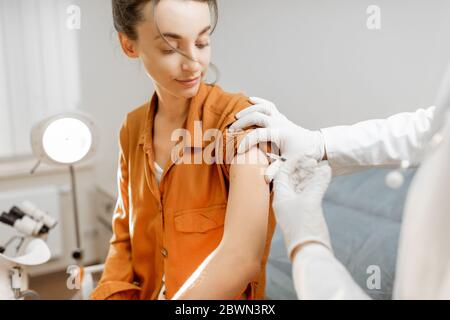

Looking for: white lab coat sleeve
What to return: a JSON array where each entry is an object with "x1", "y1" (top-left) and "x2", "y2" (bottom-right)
[
  {"x1": 321, "y1": 107, "x2": 435, "y2": 176},
  {"x1": 292, "y1": 243, "x2": 370, "y2": 300}
]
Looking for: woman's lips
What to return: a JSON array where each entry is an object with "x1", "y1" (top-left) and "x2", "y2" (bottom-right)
[{"x1": 175, "y1": 77, "x2": 200, "y2": 88}]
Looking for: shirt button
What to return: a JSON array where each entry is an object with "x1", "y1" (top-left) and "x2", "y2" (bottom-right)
[{"x1": 161, "y1": 248, "x2": 168, "y2": 258}]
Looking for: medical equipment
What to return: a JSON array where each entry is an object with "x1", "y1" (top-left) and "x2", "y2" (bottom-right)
[
  {"x1": 30, "y1": 112, "x2": 98, "y2": 263},
  {"x1": 0, "y1": 202, "x2": 54, "y2": 300},
  {"x1": 0, "y1": 202, "x2": 57, "y2": 241},
  {"x1": 0, "y1": 201, "x2": 56, "y2": 255},
  {"x1": 0, "y1": 238, "x2": 51, "y2": 300},
  {"x1": 18, "y1": 201, "x2": 58, "y2": 230},
  {"x1": 0, "y1": 208, "x2": 46, "y2": 239}
]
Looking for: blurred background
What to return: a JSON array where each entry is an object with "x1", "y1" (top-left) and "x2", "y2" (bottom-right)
[{"x1": 0, "y1": 0, "x2": 449, "y2": 299}]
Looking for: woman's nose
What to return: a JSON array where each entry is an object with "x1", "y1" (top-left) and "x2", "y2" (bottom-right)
[{"x1": 181, "y1": 52, "x2": 201, "y2": 72}]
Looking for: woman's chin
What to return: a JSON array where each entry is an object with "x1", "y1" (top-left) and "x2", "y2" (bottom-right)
[{"x1": 174, "y1": 83, "x2": 201, "y2": 99}]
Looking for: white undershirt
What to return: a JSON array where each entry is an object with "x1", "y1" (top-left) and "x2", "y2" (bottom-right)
[
  {"x1": 154, "y1": 162, "x2": 163, "y2": 185},
  {"x1": 154, "y1": 162, "x2": 166, "y2": 300}
]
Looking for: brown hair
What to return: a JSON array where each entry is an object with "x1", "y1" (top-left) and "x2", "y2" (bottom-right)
[{"x1": 112, "y1": 0, "x2": 218, "y2": 40}]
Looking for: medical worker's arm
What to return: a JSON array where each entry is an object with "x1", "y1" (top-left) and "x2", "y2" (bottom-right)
[
  {"x1": 173, "y1": 145, "x2": 270, "y2": 300},
  {"x1": 91, "y1": 122, "x2": 141, "y2": 300},
  {"x1": 273, "y1": 156, "x2": 369, "y2": 300},
  {"x1": 292, "y1": 244, "x2": 370, "y2": 300},
  {"x1": 320, "y1": 107, "x2": 435, "y2": 175},
  {"x1": 230, "y1": 98, "x2": 435, "y2": 177}
]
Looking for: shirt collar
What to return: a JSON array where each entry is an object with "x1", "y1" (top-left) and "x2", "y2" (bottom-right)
[{"x1": 139, "y1": 81, "x2": 211, "y2": 152}]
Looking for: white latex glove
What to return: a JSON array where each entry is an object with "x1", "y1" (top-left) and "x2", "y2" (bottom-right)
[
  {"x1": 229, "y1": 97, "x2": 326, "y2": 182},
  {"x1": 272, "y1": 155, "x2": 333, "y2": 260}
]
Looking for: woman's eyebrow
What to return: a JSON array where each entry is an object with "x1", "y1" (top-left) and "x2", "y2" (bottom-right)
[{"x1": 154, "y1": 25, "x2": 211, "y2": 41}]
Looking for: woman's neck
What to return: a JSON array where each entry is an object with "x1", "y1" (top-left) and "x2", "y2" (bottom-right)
[{"x1": 155, "y1": 85, "x2": 190, "y2": 124}]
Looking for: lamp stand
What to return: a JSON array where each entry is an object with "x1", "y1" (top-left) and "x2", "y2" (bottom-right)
[{"x1": 69, "y1": 165, "x2": 83, "y2": 264}]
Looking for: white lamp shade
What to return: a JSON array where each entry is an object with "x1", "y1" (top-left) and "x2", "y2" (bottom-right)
[{"x1": 31, "y1": 112, "x2": 97, "y2": 166}]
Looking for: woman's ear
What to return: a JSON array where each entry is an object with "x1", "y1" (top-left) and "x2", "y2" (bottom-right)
[{"x1": 118, "y1": 32, "x2": 139, "y2": 58}]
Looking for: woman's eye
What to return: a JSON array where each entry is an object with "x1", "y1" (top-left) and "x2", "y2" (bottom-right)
[
  {"x1": 196, "y1": 43, "x2": 210, "y2": 49},
  {"x1": 161, "y1": 48, "x2": 176, "y2": 55},
  {"x1": 160, "y1": 42, "x2": 209, "y2": 55}
]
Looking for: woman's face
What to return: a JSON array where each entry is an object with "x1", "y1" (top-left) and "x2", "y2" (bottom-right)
[{"x1": 121, "y1": 0, "x2": 212, "y2": 99}]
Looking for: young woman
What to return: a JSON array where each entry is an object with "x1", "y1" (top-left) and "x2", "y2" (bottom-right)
[{"x1": 91, "y1": 0, "x2": 276, "y2": 300}]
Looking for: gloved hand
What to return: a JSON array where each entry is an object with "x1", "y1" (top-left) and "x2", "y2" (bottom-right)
[
  {"x1": 272, "y1": 155, "x2": 333, "y2": 260},
  {"x1": 229, "y1": 97, "x2": 326, "y2": 182}
]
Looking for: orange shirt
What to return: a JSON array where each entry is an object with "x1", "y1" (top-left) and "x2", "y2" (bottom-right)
[{"x1": 91, "y1": 82, "x2": 276, "y2": 300}]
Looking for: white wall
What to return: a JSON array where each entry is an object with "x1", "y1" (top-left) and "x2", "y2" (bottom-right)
[{"x1": 213, "y1": 0, "x2": 450, "y2": 128}]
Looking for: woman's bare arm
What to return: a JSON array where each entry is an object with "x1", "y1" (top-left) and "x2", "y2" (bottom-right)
[{"x1": 173, "y1": 145, "x2": 270, "y2": 300}]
